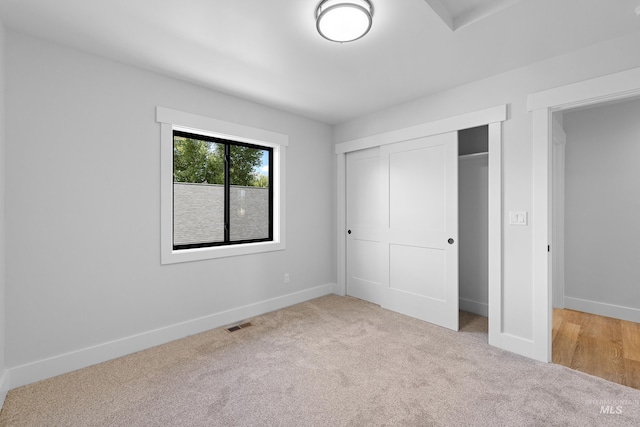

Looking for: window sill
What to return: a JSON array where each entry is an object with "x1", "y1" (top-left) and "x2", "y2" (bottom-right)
[{"x1": 162, "y1": 240, "x2": 286, "y2": 264}]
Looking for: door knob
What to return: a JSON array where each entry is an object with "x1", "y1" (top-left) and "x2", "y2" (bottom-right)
[
  {"x1": 448, "y1": 238, "x2": 454, "y2": 244},
  {"x1": 348, "y1": 230, "x2": 352, "y2": 234}
]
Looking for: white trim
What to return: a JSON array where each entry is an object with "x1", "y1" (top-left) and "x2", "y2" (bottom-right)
[
  {"x1": 156, "y1": 107, "x2": 288, "y2": 264},
  {"x1": 564, "y1": 297, "x2": 640, "y2": 323},
  {"x1": 527, "y1": 67, "x2": 640, "y2": 112},
  {"x1": 335, "y1": 154, "x2": 347, "y2": 296},
  {"x1": 487, "y1": 121, "x2": 503, "y2": 348},
  {"x1": 459, "y1": 152, "x2": 488, "y2": 160},
  {"x1": 8, "y1": 284, "x2": 336, "y2": 389},
  {"x1": 335, "y1": 105, "x2": 507, "y2": 154},
  {"x1": 0, "y1": 370, "x2": 8, "y2": 410},
  {"x1": 528, "y1": 66, "x2": 640, "y2": 363},
  {"x1": 551, "y1": 117, "x2": 566, "y2": 310},
  {"x1": 337, "y1": 106, "x2": 507, "y2": 353},
  {"x1": 331, "y1": 283, "x2": 344, "y2": 295},
  {"x1": 157, "y1": 107, "x2": 289, "y2": 147},
  {"x1": 532, "y1": 108, "x2": 551, "y2": 362},
  {"x1": 459, "y1": 298, "x2": 488, "y2": 317}
]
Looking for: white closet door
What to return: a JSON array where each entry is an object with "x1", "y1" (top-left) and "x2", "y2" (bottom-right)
[
  {"x1": 380, "y1": 132, "x2": 459, "y2": 330},
  {"x1": 346, "y1": 147, "x2": 382, "y2": 305}
]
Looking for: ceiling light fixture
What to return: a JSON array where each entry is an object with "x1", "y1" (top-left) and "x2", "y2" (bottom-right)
[{"x1": 316, "y1": 0, "x2": 374, "y2": 43}]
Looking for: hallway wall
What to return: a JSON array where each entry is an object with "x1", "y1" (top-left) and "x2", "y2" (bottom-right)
[{"x1": 562, "y1": 97, "x2": 640, "y2": 321}]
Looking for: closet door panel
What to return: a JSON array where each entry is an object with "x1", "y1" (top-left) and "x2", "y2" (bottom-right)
[{"x1": 381, "y1": 132, "x2": 459, "y2": 331}]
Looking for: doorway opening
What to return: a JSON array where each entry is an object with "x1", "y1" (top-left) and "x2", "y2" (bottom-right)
[
  {"x1": 550, "y1": 97, "x2": 640, "y2": 388},
  {"x1": 458, "y1": 125, "x2": 489, "y2": 336},
  {"x1": 529, "y1": 66, "x2": 640, "y2": 363}
]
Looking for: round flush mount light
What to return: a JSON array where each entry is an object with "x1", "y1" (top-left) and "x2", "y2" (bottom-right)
[{"x1": 316, "y1": 0, "x2": 374, "y2": 43}]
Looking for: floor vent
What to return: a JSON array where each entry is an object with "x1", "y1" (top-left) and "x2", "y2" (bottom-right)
[{"x1": 227, "y1": 322, "x2": 253, "y2": 332}]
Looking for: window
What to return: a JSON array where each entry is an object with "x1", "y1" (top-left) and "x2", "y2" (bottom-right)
[
  {"x1": 157, "y1": 107, "x2": 287, "y2": 264},
  {"x1": 173, "y1": 130, "x2": 273, "y2": 249}
]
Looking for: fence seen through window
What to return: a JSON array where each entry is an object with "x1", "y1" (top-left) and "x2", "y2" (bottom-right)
[{"x1": 173, "y1": 130, "x2": 272, "y2": 249}]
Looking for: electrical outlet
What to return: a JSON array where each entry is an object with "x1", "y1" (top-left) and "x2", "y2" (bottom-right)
[{"x1": 284, "y1": 273, "x2": 290, "y2": 284}]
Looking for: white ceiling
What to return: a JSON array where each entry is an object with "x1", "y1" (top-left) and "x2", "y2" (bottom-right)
[{"x1": 0, "y1": 0, "x2": 639, "y2": 124}]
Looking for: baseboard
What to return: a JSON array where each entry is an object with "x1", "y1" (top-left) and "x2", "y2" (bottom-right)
[
  {"x1": 9, "y1": 283, "x2": 336, "y2": 389},
  {"x1": 459, "y1": 298, "x2": 488, "y2": 317},
  {"x1": 0, "y1": 369, "x2": 8, "y2": 411},
  {"x1": 564, "y1": 297, "x2": 640, "y2": 323}
]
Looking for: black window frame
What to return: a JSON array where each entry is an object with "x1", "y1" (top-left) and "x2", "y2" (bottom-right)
[{"x1": 172, "y1": 129, "x2": 274, "y2": 250}]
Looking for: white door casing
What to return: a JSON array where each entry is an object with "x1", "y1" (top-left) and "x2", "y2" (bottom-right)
[
  {"x1": 529, "y1": 66, "x2": 640, "y2": 362},
  {"x1": 551, "y1": 116, "x2": 566, "y2": 309}
]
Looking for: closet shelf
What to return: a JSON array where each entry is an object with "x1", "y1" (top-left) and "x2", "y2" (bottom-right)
[{"x1": 459, "y1": 152, "x2": 488, "y2": 159}]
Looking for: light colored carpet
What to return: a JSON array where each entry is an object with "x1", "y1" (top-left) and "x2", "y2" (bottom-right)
[{"x1": 1, "y1": 295, "x2": 640, "y2": 426}]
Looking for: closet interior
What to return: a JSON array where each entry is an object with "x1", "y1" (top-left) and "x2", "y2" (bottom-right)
[{"x1": 458, "y1": 125, "x2": 489, "y2": 319}]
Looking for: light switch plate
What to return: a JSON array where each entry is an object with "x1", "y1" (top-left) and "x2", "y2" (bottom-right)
[{"x1": 509, "y1": 211, "x2": 528, "y2": 226}]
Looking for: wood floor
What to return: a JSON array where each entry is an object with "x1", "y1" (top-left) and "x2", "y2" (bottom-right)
[{"x1": 553, "y1": 308, "x2": 640, "y2": 389}]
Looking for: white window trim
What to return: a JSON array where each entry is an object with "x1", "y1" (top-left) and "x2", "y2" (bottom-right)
[{"x1": 156, "y1": 107, "x2": 288, "y2": 264}]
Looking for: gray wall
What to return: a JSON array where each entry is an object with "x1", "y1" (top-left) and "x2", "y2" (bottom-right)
[
  {"x1": 458, "y1": 127, "x2": 488, "y2": 316},
  {"x1": 563, "y1": 97, "x2": 640, "y2": 319},
  {"x1": 5, "y1": 31, "x2": 334, "y2": 375},
  {"x1": 459, "y1": 126, "x2": 488, "y2": 156},
  {"x1": 0, "y1": 20, "x2": 7, "y2": 403}
]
